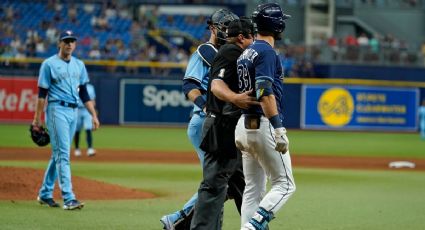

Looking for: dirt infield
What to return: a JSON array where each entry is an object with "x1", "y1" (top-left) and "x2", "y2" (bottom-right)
[{"x1": 1, "y1": 147, "x2": 424, "y2": 201}]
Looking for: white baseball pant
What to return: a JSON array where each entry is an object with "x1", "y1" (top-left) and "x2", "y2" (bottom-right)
[{"x1": 235, "y1": 114, "x2": 296, "y2": 228}]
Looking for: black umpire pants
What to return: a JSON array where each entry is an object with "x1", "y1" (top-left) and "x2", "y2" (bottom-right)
[{"x1": 190, "y1": 115, "x2": 245, "y2": 230}]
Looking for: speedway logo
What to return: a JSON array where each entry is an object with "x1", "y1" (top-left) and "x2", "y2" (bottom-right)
[
  {"x1": 143, "y1": 85, "x2": 192, "y2": 111},
  {"x1": 120, "y1": 79, "x2": 193, "y2": 125}
]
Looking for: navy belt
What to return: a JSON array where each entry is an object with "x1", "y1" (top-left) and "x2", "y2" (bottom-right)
[
  {"x1": 49, "y1": 101, "x2": 78, "y2": 108},
  {"x1": 60, "y1": 101, "x2": 78, "y2": 108}
]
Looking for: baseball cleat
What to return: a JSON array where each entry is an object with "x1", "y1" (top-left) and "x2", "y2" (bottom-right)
[
  {"x1": 160, "y1": 215, "x2": 174, "y2": 230},
  {"x1": 63, "y1": 199, "x2": 84, "y2": 210},
  {"x1": 87, "y1": 148, "x2": 96, "y2": 157},
  {"x1": 37, "y1": 196, "x2": 60, "y2": 208},
  {"x1": 74, "y1": 149, "x2": 81, "y2": 157}
]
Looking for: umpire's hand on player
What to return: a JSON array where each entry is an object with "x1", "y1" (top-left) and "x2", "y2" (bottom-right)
[
  {"x1": 232, "y1": 90, "x2": 260, "y2": 109},
  {"x1": 274, "y1": 127, "x2": 289, "y2": 154}
]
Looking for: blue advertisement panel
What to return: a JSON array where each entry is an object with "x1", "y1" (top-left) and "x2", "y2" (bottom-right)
[
  {"x1": 119, "y1": 79, "x2": 193, "y2": 125},
  {"x1": 302, "y1": 85, "x2": 419, "y2": 131}
]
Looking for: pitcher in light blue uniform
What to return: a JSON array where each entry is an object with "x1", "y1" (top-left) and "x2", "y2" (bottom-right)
[
  {"x1": 74, "y1": 83, "x2": 97, "y2": 157},
  {"x1": 32, "y1": 30, "x2": 99, "y2": 210}
]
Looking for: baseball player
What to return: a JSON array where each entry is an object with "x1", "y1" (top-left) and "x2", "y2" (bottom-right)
[
  {"x1": 160, "y1": 9, "x2": 239, "y2": 230},
  {"x1": 32, "y1": 30, "x2": 99, "y2": 210},
  {"x1": 419, "y1": 99, "x2": 425, "y2": 140},
  {"x1": 190, "y1": 18, "x2": 257, "y2": 230},
  {"x1": 74, "y1": 83, "x2": 96, "y2": 157},
  {"x1": 234, "y1": 4, "x2": 296, "y2": 230}
]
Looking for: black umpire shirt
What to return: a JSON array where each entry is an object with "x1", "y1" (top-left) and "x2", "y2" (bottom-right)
[{"x1": 206, "y1": 43, "x2": 243, "y2": 118}]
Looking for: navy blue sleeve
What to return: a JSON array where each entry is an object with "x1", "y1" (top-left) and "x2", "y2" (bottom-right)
[
  {"x1": 38, "y1": 87, "x2": 48, "y2": 99},
  {"x1": 182, "y1": 78, "x2": 202, "y2": 97},
  {"x1": 79, "y1": 84, "x2": 90, "y2": 103}
]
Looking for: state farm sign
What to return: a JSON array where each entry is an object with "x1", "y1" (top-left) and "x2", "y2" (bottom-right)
[{"x1": 0, "y1": 77, "x2": 38, "y2": 122}]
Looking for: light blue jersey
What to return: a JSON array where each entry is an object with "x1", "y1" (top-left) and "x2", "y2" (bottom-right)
[
  {"x1": 38, "y1": 54, "x2": 90, "y2": 203},
  {"x1": 183, "y1": 50, "x2": 211, "y2": 114},
  {"x1": 38, "y1": 55, "x2": 89, "y2": 103}
]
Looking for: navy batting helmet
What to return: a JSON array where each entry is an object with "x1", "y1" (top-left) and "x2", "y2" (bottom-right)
[
  {"x1": 207, "y1": 9, "x2": 239, "y2": 45},
  {"x1": 252, "y1": 3, "x2": 290, "y2": 39}
]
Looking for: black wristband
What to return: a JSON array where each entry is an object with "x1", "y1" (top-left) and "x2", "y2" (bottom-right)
[
  {"x1": 194, "y1": 95, "x2": 206, "y2": 109},
  {"x1": 269, "y1": 115, "x2": 283, "y2": 129}
]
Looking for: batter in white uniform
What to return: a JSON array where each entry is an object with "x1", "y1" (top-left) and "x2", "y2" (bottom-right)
[{"x1": 235, "y1": 3, "x2": 296, "y2": 230}]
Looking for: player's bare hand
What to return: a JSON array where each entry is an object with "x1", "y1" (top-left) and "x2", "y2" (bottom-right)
[
  {"x1": 274, "y1": 127, "x2": 289, "y2": 154},
  {"x1": 32, "y1": 119, "x2": 43, "y2": 129},
  {"x1": 92, "y1": 116, "x2": 100, "y2": 131},
  {"x1": 232, "y1": 90, "x2": 260, "y2": 109}
]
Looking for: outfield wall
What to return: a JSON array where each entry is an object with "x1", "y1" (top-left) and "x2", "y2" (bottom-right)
[{"x1": 2, "y1": 75, "x2": 422, "y2": 131}]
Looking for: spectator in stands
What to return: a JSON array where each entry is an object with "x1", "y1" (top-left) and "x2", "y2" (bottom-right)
[
  {"x1": 5, "y1": 6, "x2": 16, "y2": 23},
  {"x1": 104, "y1": 1, "x2": 118, "y2": 20},
  {"x1": 88, "y1": 45, "x2": 101, "y2": 60},
  {"x1": 357, "y1": 33, "x2": 369, "y2": 48},
  {"x1": 369, "y1": 34, "x2": 380, "y2": 53},
  {"x1": 297, "y1": 59, "x2": 316, "y2": 78},
  {"x1": 116, "y1": 40, "x2": 130, "y2": 61},
  {"x1": 327, "y1": 36, "x2": 340, "y2": 60},
  {"x1": 68, "y1": 4, "x2": 78, "y2": 24},
  {"x1": 281, "y1": 50, "x2": 295, "y2": 77},
  {"x1": 92, "y1": 12, "x2": 110, "y2": 31},
  {"x1": 344, "y1": 34, "x2": 359, "y2": 61},
  {"x1": 10, "y1": 35, "x2": 24, "y2": 53},
  {"x1": 139, "y1": 5, "x2": 158, "y2": 30},
  {"x1": 147, "y1": 45, "x2": 161, "y2": 75},
  {"x1": 344, "y1": 34, "x2": 358, "y2": 47},
  {"x1": 46, "y1": 24, "x2": 58, "y2": 44},
  {"x1": 35, "y1": 37, "x2": 47, "y2": 56}
]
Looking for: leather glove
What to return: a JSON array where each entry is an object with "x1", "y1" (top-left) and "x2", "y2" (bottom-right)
[{"x1": 274, "y1": 127, "x2": 289, "y2": 154}]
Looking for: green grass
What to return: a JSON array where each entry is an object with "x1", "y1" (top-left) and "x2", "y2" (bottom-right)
[
  {"x1": 0, "y1": 162, "x2": 424, "y2": 230},
  {"x1": 2, "y1": 124, "x2": 425, "y2": 158},
  {"x1": 1, "y1": 123, "x2": 425, "y2": 229}
]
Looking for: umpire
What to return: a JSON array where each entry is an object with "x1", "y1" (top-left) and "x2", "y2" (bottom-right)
[{"x1": 191, "y1": 18, "x2": 257, "y2": 230}]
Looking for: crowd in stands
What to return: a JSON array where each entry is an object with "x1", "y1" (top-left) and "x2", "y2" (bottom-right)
[
  {"x1": 1, "y1": 1, "x2": 425, "y2": 78},
  {"x1": 321, "y1": 33, "x2": 423, "y2": 65},
  {"x1": 0, "y1": 1, "x2": 193, "y2": 69},
  {"x1": 279, "y1": 32, "x2": 425, "y2": 78}
]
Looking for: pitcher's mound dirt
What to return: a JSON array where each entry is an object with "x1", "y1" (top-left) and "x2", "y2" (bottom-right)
[
  {"x1": 0, "y1": 166, "x2": 156, "y2": 201},
  {"x1": 1, "y1": 147, "x2": 425, "y2": 201}
]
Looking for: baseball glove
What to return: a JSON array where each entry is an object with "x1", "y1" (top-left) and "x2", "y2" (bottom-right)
[{"x1": 29, "y1": 124, "x2": 50, "y2": 147}]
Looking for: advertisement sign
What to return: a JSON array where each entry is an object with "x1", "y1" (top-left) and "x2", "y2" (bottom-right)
[
  {"x1": 302, "y1": 85, "x2": 419, "y2": 131},
  {"x1": 0, "y1": 77, "x2": 38, "y2": 122},
  {"x1": 119, "y1": 79, "x2": 193, "y2": 125}
]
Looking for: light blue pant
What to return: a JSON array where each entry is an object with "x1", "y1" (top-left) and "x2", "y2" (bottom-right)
[
  {"x1": 76, "y1": 107, "x2": 93, "y2": 131},
  {"x1": 39, "y1": 104, "x2": 77, "y2": 203},
  {"x1": 421, "y1": 122, "x2": 425, "y2": 139},
  {"x1": 168, "y1": 113, "x2": 205, "y2": 221}
]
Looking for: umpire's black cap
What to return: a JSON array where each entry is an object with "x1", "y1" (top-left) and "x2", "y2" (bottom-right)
[
  {"x1": 59, "y1": 30, "x2": 77, "y2": 41},
  {"x1": 227, "y1": 18, "x2": 254, "y2": 38}
]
